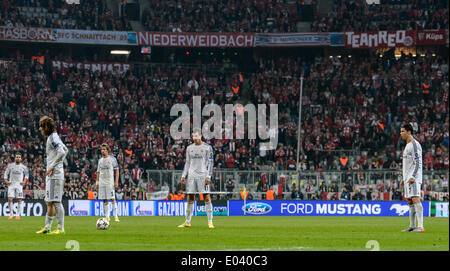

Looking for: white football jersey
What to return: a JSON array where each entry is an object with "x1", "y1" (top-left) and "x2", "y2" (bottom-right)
[
  {"x1": 4, "y1": 163, "x2": 29, "y2": 186},
  {"x1": 402, "y1": 139, "x2": 423, "y2": 184},
  {"x1": 182, "y1": 142, "x2": 214, "y2": 179},
  {"x1": 46, "y1": 132, "x2": 68, "y2": 179},
  {"x1": 97, "y1": 155, "x2": 119, "y2": 186}
]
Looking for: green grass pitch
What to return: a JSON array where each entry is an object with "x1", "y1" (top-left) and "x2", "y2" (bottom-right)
[{"x1": 0, "y1": 216, "x2": 448, "y2": 251}]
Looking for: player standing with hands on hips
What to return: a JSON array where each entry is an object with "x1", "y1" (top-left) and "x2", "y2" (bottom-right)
[
  {"x1": 4, "y1": 153, "x2": 29, "y2": 220},
  {"x1": 400, "y1": 123, "x2": 425, "y2": 232},
  {"x1": 36, "y1": 116, "x2": 68, "y2": 234},
  {"x1": 96, "y1": 143, "x2": 120, "y2": 222},
  {"x1": 178, "y1": 128, "x2": 215, "y2": 229}
]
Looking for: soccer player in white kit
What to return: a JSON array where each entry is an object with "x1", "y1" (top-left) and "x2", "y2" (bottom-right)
[
  {"x1": 36, "y1": 116, "x2": 68, "y2": 234},
  {"x1": 4, "y1": 153, "x2": 29, "y2": 220},
  {"x1": 178, "y1": 128, "x2": 215, "y2": 229},
  {"x1": 96, "y1": 143, "x2": 120, "y2": 222},
  {"x1": 400, "y1": 123, "x2": 425, "y2": 232}
]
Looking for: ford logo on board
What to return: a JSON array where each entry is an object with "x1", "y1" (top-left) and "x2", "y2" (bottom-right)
[{"x1": 242, "y1": 202, "x2": 272, "y2": 215}]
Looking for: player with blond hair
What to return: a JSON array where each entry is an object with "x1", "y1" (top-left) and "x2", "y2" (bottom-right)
[{"x1": 96, "y1": 143, "x2": 120, "y2": 222}]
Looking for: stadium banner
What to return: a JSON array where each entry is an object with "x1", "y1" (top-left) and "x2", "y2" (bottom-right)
[
  {"x1": 228, "y1": 200, "x2": 431, "y2": 217},
  {"x1": 0, "y1": 199, "x2": 68, "y2": 216},
  {"x1": 131, "y1": 200, "x2": 155, "y2": 216},
  {"x1": 430, "y1": 201, "x2": 449, "y2": 217},
  {"x1": 416, "y1": 29, "x2": 447, "y2": 45},
  {"x1": 91, "y1": 200, "x2": 131, "y2": 216},
  {"x1": 52, "y1": 29, "x2": 137, "y2": 45},
  {"x1": 145, "y1": 191, "x2": 169, "y2": 200},
  {"x1": 255, "y1": 33, "x2": 330, "y2": 47},
  {"x1": 196, "y1": 200, "x2": 228, "y2": 216},
  {"x1": 330, "y1": 33, "x2": 345, "y2": 46},
  {"x1": 68, "y1": 200, "x2": 132, "y2": 216},
  {"x1": 155, "y1": 200, "x2": 189, "y2": 216},
  {"x1": 344, "y1": 30, "x2": 416, "y2": 48},
  {"x1": 68, "y1": 200, "x2": 91, "y2": 216},
  {"x1": 0, "y1": 26, "x2": 55, "y2": 42},
  {"x1": 51, "y1": 60, "x2": 132, "y2": 74},
  {"x1": 137, "y1": 32, "x2": 256, "y2": 47}
]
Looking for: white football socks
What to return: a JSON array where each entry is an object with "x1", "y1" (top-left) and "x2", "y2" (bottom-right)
[
  {"x1": 55, "y1": 202, "x2": 65, "y2": 231},
  {"x1": 17, "y1": 201, "x2": 22, "y2": 217},
  {"x1": 186, "y1": 201, "x2": 194, "y2": 224},
  {"x1": 8, "y1": 202, "x2": 13, "y2": 217},
  {"x1": 414, "y1": 202, "x2": 424, "y2": 228},
  {"x1": 104, "y1": 202, "x2": 110, "y2": 219},
  {"x1": 409, "y1": 204, "x2": 416, "y2": 228},
  {"x1": 205, "y1": 201, "x2": 213, "y2": 223},
  {"x1": 113, "y1": 201, "x2": 118, "y2": 218},
  {"x1": 45, "y1": 215, "x2": 55, "y2": 230}
]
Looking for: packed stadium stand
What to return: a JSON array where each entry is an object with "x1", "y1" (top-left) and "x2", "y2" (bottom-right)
[
  {"x1": 0, "y1": 0, "x2": 448, "y2": 202},
  {"x1": 311, "y1": 0, "x2": 449, "y2": 32},
  {"x1": 1, "y1": 0, "x2": 132, "y2": 30}
]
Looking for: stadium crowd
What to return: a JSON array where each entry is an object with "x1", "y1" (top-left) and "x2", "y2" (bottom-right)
[
  {"x1": 0, "y1": 0, "x2": 132, "y2": 31},
  {"x1": 0, "y1": 47, "x2": 448, "y2": 200},
  {"x1": 311, "y1": 0, "x2": 449, "y2": 32},
  {"x1": 2, "y1": 0, "x2": 448, "y2": 34},
  {"x1": 141, "y1": 0, "x2": 300, "y2": 33}
]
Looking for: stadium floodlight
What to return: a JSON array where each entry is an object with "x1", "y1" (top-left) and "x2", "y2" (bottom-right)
[{"x1": 110, "y1": 50, "x2": 131, "y2": 55}]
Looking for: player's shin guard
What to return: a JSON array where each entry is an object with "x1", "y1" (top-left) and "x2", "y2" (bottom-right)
[
  {"x1": 45, "y1": 215, "x2": 55, "y2": 230},
  {"x1": 113, "y1": 202, "x2": 118, "y2": 218},
  {"x1": 205, "y1": 201, "x2": 213, "y2": 222},
  {"x1": 186, "y1": 201, "x2": 194, "y2": 224},
  {"x1": 414, "y1": 202, "x2": 424, "y2": 228},
  {"x1": 409, "y1": 204, "x2": 416, "y2": 228},
  {"x1": 8, "y1": 202, "x2": 13, "y2": 217},
  {"x1": 104, "y1": 202, "x2": 110, "y2": 219},
  {"x1": 55, "y1": 203, "x2": 65, "y2": 231},
  {"x1": 17, "y1": 201, "x2": 22, "y2": 217}
]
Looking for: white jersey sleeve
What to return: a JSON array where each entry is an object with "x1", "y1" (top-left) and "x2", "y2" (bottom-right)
[
  {"x1": 206, "y1": 145, "x2": 214, "y2": 179},
  {"x1": 112, "y1": 156, "x2": 119, "y2": 170},
  {"x1": 3, "y1": 164, "x2": 11, "y2": 180},
  {"x1": 47, "y1": 133, "x2": 68, "y2": 171},
  {"x1": 23, "y1": 165, "x2": 29, "y2": 180},
  {"x1": 402, "y1": 139, "x2": 423, "y2": 183},
  {"x1": 181, "y1": 145, "x2": 191, "y2": 179}
]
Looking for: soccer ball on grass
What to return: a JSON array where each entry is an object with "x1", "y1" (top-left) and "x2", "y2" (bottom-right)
[{"x1": 96, "y1": 218, "x2": 110, "y2": 230}]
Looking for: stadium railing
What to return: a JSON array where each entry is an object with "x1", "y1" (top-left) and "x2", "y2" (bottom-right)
[
  {"x1": 0, "y1": 169, "x2": 447, "y2": 200},
  {"x1": 144, "y1": 169, "x2": 449, "y2": 194}
]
